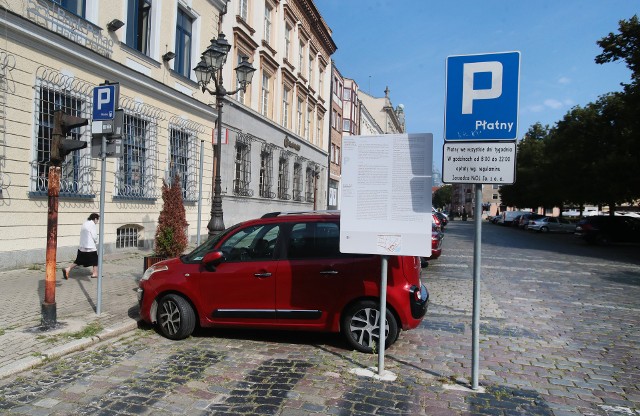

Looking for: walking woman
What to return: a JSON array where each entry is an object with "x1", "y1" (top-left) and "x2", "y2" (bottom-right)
[{"x1": 62, "y1": 213, "x2": 100, "y2": 279}]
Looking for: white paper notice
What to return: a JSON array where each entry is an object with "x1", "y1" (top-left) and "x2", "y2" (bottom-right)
[{"x1": 340, "y1": 133, "x2": 433, "y2": 257}]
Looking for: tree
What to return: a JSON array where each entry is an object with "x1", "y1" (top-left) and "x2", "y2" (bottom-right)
[
  {"x1": 596, "y1": 15, "x2": 640, "y2": 87},
  {"x1": 499, "y1": 123, "x2": 551, "y2": 209},
  {"x1": 154, "y1": 175, "x2": 189, "y2": 257},
  {"x1": 432, "y1": 185, "x2": 452, "y2": 210},
  {"x1": 595, "y1": 15, "x2": 640, "y2": 211},
  {"x1": 547, "y1": 94, "x2": 638, "y2": 214}
]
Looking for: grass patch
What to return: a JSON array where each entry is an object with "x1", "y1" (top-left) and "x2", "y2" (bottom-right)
[{"x1": 37, "y1": 322, "x2": 104, "y2": 344}]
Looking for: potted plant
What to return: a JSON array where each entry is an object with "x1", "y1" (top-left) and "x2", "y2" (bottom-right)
[{"x1": 143, "y1": 175, "x2": 189, "y2": 271}]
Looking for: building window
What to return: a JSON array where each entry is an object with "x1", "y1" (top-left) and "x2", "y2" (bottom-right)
[
  {"x1": 306, "y1": 107, "x2": 313, "y2": 140},
  {"x1": 278, "y1": 153, "x2": 290, "y2": 200},
  {"x1": 330, "y1": 145, "x2": 340, "y2": 165},
  {"x1": 116, "y1": 225, "x2": 143, "y2": 248},
  {"x1": 239, "y1": 0, "x2": 249, "y2": 21},
  {"x1": 261, "y1": 70, "x2": 270, "y2": 117},
  {"x1": 492, "y1": 194, "x2": 499, "y2": 200},
  {"x1": 343, "y1": 89, "x2": 351, "y2": 101},
  {"x1": 343, "y1": 119, "x2": 351, "y2": 133},
  {"x1": 305, "y1": 166, "x2": 316, "y2": 202},
  {"x1": 308, "y1": 56, "x2": 314, "y2": 84},
  {"x1": 32, "y1": 81, "x2": 92, "y2": 197},
  {"x1": 319, "y1": 67, "x2": 324, "y2": 92},
  {"x1": 259, "y1": 144, "x2": 274, "y2": 198},
  {"x1": 126, "y1": 0, "x2": 151, "y2": 54},
  {"x1": 316, "y1": 115, "x2": 323, "y2": 146},
  {"x1": 298, "y1": 41, "x2": 305, "y2": 73},
  {"x1": 263, "y1": 4, "x2": 272, "y2": 44},
  {"x1": 284, "y1": 24, "x2": 292, "y2": 61},
  {"x1": 282, "y1": 86, "x2": 291, "y2": 128},
  {"x1": 169, "y1": 126, "x2": 197, "y2": 201},
  {"x1": 54, "y1": 0, "x2": 85, "y2": 17},
  {"x1": 293, "y1": 161, "x2": 303, "y2": 201},
  {"x1": 234, "y1": 134, "x2": 252, "y2": 196},
  {"x1": 116, "y1": 110, "x2": 159, "y2": 200},
  {"x1": 174, "y1": 8, "x2": 193, "y2": 78},
  {"x1": 297, "y1": 98, "x2": 304, "y2": 136}
]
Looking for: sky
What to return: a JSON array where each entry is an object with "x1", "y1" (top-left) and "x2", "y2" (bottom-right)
[{"x1": 314, "y1": 0, "x2": 638, "y2": 171}]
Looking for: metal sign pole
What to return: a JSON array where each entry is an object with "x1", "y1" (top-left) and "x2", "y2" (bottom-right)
[
  {"x1": 471, "y1": 183, "x2": 483, "y2": 389},
  {"x1": 197, "y1": 140, "x2": 204, "y2": 245},
  {"x1": 378, "y1": 255, "x2": 389, "y2": 375},
  {"x1": 96, "y1": 135, "x2": 106, "y2": 315}
]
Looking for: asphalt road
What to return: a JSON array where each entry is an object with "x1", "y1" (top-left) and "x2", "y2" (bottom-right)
[{"x1": 0, "y1": 220, "x2": 638, "y2": 415}]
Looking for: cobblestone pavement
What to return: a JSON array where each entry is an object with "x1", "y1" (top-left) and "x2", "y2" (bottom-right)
[{"x1": 0, "y1": 221, "x2": 639, "y2": 415}]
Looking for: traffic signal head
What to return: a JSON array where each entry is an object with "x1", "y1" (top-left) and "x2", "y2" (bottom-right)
[
  {"x1": 59, "y1": 138, "x2": 88, "y2": 158},
  {"x1": 60, "y1": 113, "x2": 89, "y2": 136},
  {"x1": 50, "y1": 110, "x2": 89, "y2": 166}
]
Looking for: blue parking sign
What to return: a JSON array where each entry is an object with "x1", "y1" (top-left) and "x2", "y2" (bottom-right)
[
  {"x1": 445, "y1": 52, "x2": 520, "y2": 140},
  {"x1": 93, "y1": 85, "x2": 118, "y2": 121}
]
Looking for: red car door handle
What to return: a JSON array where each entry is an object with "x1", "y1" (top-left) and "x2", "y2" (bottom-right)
[
  {"x1": 254, "y1": 272, "x2": 272, "y2": 278},
  {"x1": 320, "y1": 270, "x2": 338, "y2": 275}
]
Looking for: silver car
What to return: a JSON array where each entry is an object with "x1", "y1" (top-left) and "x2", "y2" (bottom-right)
[{"x1": 528, "y1": 216, "x2": 575, "y2": 233}]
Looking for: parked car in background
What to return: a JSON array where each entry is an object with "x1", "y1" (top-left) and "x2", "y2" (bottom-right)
[
  {"x1": 432, "y1": 213, "x2": 442, "y2": 231},
  {"x1": 519, "y1": 213, "x2": 546, "y2": 230},
  {"x1": 138, "y1": 211, "x2": 429, "y2": 353},
  {"x1": 426, "y1": 223, "x2": 443, "y2": 260},
  {"x1": 500, "y1": 210, "x2": 528, "y2": 226},
  {"x1": 434, "y1": 212, "x2": 448, "y2": 230},
  {"x1": 575, "y1": 215, "x2": 640, "y2": 245},
  {"x1": 528, "y1": 216, "x2": 575, "y2": 233},
  {"x1": 488, "y1": 215, "x2": 502, "y2": 224},
  {"x1": 511, "y1": 215, "x2": 523, "y2": 227}
]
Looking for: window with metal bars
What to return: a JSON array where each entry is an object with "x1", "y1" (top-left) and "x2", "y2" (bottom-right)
[
  {"x1": 116, "y1": 225, "x2": 143, "y2": 248},
  {"x1": 278, "y1": 153, "x2": 290, "y2": 200},
  {"x1": 116, "y1": 112, "x2": 158, "y2": 199},
  {"x1": 33, "y1": 84, "x2": 92, "y2": 197},
  {"x1": 306, "y1": 166, "x2": 316, "y2": 202},
  {"x1": 169, "y1": 126, "x2": 197, "y2": 201},
  {"x1": 293, "y1": 161, "x2": 303, "y2": 201},
  {"x1": 233, "y1": 135, "x2": 252, "y2": 196},
  {"x1": 259, "y1": 145, "x2": 275, "y2": 198}
]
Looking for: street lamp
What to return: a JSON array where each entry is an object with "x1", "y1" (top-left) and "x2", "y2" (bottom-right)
[{"x1": 194, "y1": 34, "x2": 256, "y2": 237}]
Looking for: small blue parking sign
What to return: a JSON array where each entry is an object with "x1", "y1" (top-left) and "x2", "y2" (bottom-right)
[
  {"x1": 445, "y1": 51, "x2": 520, "y2": 140},
  {"x1": 92, "y1": 84, "x2": 118, "y2": 121}
]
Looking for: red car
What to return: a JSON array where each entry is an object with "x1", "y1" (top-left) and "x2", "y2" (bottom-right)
[
  {"x1": 138, "y1": 211, "x2": 429, "y2": 353},
  {"x1": 428, "y1": 227, "x2": 443, "y2": 260}
]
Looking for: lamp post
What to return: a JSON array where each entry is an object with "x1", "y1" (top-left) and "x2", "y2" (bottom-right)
[{"x1": 194, "y1": 34, "x2": 256, "y2": 237}]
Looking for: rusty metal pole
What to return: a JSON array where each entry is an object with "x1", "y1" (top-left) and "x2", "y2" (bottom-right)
[
  {"x1": 41, "y1": 111, "x2": 65, "y2": 328},
  {"x1": 42, "y1": 165, "x2": 60, "y2": 328}
]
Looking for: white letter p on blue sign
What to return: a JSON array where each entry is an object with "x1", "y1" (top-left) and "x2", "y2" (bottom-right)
[
  {"x1": 97, "y1": 89, "x2": 111, "y2": 110},
  {"x1": 445, "y1": 51, "x2": 520, "y2": 141},
  {"x1": 462, "y1": 61, "x2": 503, "y2": 114}
]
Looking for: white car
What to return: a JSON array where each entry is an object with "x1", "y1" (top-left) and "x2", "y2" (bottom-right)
[{"x1": 528, "y1": 217, "x2": 575, "y2": 233}]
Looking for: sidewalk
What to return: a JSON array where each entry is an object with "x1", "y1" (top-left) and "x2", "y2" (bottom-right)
[{"x1": 0, "y1": 249, "x2": 147, "y2": 378}]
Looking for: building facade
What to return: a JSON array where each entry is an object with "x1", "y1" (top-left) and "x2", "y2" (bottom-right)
[
  {"x1": 327, "y1": 62, "x2": 343, "y2": 210},
  {"x1": 218, "y1": 0, "x2": 336, "y2": 219},
  {"x1": 358, "y1": 87, "x2": 405, "y2": 134},
  {"x1": 0, "y1": 0, "x2": 335, "y2": 270}
]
